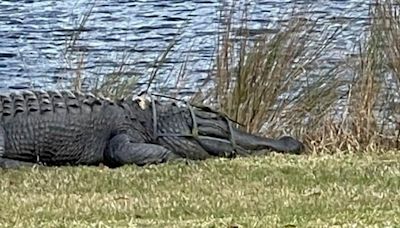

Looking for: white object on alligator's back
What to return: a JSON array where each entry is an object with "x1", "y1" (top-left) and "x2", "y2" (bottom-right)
[{"x1": 131, "y1": 93, "x2": 151, "y2": 110}]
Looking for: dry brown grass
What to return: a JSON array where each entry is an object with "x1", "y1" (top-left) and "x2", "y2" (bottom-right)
[
  {"x1": 211, "y1": 7, "x2": 322, "y2": 133},
  {"x1": 61, "y1": 0, "x2": 400, "y2": 154},
  {"x1": 194, "y1": 4, "x2": 342, "y2": 152},
  {"x1": 306, "y1": 0, "x2": 400, "y2": 153},
  {"x1": 193, "y1": 0, "x2": 400, "y2": 154}
]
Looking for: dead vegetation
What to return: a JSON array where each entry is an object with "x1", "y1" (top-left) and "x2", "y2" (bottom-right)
[
  {"x1": 64, "y1": 0, "x2": 400, "y2": 154},
  {"x1": 192, "y1": 0, "x2": 400, "y2": 154}
]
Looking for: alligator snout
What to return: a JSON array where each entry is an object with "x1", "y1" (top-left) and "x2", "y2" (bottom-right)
[{"x1": 277, "y1": 136, "x2": 305, "y2": 154}]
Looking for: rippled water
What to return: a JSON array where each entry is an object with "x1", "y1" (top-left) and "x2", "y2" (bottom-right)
[{"x1": 0, "y1": 0, "x2": 370, "y2": 93}]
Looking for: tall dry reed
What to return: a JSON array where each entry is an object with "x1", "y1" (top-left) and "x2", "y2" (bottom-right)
[{"x1": 199, "y1": 0, "x2": 400, "y2": 153}]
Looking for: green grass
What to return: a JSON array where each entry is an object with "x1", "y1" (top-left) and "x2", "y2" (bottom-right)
[{"x1": 0, "y1": 153, "x2": 399, "y2": 227}]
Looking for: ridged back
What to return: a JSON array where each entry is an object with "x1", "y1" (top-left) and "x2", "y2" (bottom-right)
[{"x1": 0, "y1": 90, "x2": 115, "y2": 121}]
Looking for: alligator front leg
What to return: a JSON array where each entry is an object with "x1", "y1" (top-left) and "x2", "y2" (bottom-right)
[
  {"x1": 0, "y1": 158, "x2": 38, "y2": 169},
  {"x1": 104, "y1": 134, "x2": 182, "y2": 167}
]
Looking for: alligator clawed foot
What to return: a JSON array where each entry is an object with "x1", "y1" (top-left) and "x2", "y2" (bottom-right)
[{"x1": 0, "y1": 158, "x2": 37, "y2": 169}]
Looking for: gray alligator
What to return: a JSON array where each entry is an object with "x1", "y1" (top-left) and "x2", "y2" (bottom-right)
[{"x1": 0, "y1": 90, "x2": 304, "y2": 168}]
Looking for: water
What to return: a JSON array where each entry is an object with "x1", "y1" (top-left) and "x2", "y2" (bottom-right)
[{"x1": 0, "y1": 0, "x2": 370, "y2": 94}]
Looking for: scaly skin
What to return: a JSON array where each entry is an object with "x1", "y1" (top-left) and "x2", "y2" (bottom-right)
[
  {"x1": 0, "y1": 90, "x2": 173, "y2": 168},
  {"x1": 152, "y1": 102, "x2": 304, "y2": 159},
  {"x1": 0, "y1": 90, "x2": 304, "y2": 168}
]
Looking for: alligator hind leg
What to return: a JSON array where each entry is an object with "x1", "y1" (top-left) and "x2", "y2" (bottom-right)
[
  {"x1": 104, "y1": 134, "x2": 182, "y2": 168},
  {"x1": 0, "y1": 127, "x2": 41, "y2": 169},
  {"x1": 0, "y1": 158, "x2": 37, "y2": 169},
  {"x1": 0, "y1": 127, "x2": 36, "y2": 169}
]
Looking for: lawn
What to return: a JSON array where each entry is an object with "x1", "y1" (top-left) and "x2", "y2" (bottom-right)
[{"x1": 0, "y1": 153, "x2": 399, "y2": 227}]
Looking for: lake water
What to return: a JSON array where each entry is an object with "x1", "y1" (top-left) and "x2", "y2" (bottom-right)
[{"x1": 0, "y1": 0, "x2": 370, "y2": 94}]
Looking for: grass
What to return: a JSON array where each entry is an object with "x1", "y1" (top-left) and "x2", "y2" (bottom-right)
[
  {"x1": 1, "y1": 153, "x2": 400, "y2": 227},
  {"x1": 8, "y1": 2, "x2": 400, "y2": 226}
]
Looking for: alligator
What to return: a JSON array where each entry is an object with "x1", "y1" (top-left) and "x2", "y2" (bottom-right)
[{"x1": 0, "y1": 90, "x2": 304, "y2": 168}]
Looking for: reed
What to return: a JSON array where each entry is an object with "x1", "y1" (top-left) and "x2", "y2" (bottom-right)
[
  {"x1": 306, "y1": 0, "x2": 400, "y2": 153},
  {"x1": 61, "y1": 1, "x2": 179, "y2": 99},
  {"x1": 64, "y1": 0, "x2": 400, "y2": 153},
  {"x1": 196, "y1": 3, "x2": 343, "y2": 152},
  {"x1": 197, "y1": 0, "x2": 400, "y2": 153}
]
